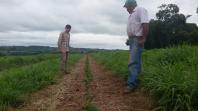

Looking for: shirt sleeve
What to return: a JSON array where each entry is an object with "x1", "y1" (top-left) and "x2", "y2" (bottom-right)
[
  {"x1": 67, "y1": 34, "x2": 70, "y2": 48},
  {"x1": 139, "y1": 8, "x2": 149, "y2": 23},
  {"x1": 58, "y1": 32, "x2": 62, "y2": 48}
]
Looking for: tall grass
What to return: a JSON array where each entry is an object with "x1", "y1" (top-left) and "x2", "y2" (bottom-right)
[
  {"x1": 91, "y1": 45, "x2": 198, "y2": 111},
  {"x1": 0, "y1": 54, "x2": 58, "y2": 72},
  {"x1": 141, "y1": 45, "x2": 198, "y2": 111},
  {"x1": 0, "y1": 54, "x2": 82, "y2": 110},
  {"x1": 91, "y1": 50, "x2": 129, "y2": 77}
]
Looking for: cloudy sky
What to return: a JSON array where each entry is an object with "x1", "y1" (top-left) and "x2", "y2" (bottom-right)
[{"x1": 0, "y1": 0, "x2": 197, "y2": 49}]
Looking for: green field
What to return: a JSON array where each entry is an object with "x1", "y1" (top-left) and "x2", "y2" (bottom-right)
[
  {"x1": 0, "y1": 54, "x2": 59, "y2": 72},
  {"x1": 0, "y1": 53, "x2": 82, "y2": 110},
  {"x1": 92, "y1": 45, "x2": 198, "y2": 111},
  {"x1": 1, "y1": 45, "x2": 197, "y2": 111}
]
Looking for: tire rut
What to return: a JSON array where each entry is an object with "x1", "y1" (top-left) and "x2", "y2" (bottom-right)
[
  {"x1": 11, "y1": 56, "x2": 86, "y2": 111},
  {"x1": 89, "y1": 58, "x2": 152, "y2": 111}
]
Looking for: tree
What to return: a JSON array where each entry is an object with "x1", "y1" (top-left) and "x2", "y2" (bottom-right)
[
  {"x1": 156, "y1": 4, "x2": 187, "y2": 25},
  {"x1": 156, "y1": 4, "x2": 179, "y2": 22},
  {"x1": 145, "y1": 4, "x2": 198, "y2": 49},
  {"x1": 197, "y1": 7, "x2": 198, "y2": 14}
]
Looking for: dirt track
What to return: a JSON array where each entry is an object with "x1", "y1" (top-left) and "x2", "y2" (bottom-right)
[
  {"x1": 13, "y1": 57, "x2": 86, "y2": 111},
  {"x1": 11, "y1": 55, "x2": 152, "y2": 111},
  {"x1": 89, "y1": 58, "x2": 152, "y2": 111}
]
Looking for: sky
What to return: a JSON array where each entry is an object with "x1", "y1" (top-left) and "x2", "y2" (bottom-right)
[{"x1": 0, "y1": 0, "x2": 197, "y2": 49}]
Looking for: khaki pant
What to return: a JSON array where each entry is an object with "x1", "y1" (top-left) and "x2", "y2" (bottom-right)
[{"x1": 60, "y1": 52, "x2": 69, "y2": 71}]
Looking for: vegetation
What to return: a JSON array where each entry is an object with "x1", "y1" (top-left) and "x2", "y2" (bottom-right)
[
  {"x1": 0, "y1": 54, "x2": 58, "y2": 72},
  {"x1": 0, "y1": 46, "x2": 110, "y2": 55},
  {"x1": 91, "y1": 45, "x2": 198, "y2": 111},
  {"x1": 0, "y1": 3, "x2": 197, "y2": 111},
  {"x1": 196, "y1": 7, "x2": 198, "y2": 14},
  {"x1": 145, "y1": 4, "x2": 198, "y2": 49},
  {"x1": 92, "y1": 50, "x2": 128, "y2": 77},
  {"x1": 84, "y1": 55, "x2": 99, "y2": 111},
  {"x1": 0, "y1": 53, "x2": 82, "y2": 110},
  {"x1": 0, "y1": 46, "x2": 58, "y2": 55}
]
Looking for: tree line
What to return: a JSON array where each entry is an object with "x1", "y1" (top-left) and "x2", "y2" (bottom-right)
[{"x1": 145, "y1": 4, "x2": 198, "y2": 49}]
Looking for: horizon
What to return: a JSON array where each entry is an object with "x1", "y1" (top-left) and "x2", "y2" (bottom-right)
[
  {"x1": 0, "y1": 0, "x2": 197, "y2": 49},
  {"x1": 0, "y1": 45, "x2": 128, "y2": 50}
]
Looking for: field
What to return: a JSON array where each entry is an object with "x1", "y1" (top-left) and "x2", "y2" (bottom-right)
[
  {"x1": 0, "y1": 53, "x2": 82, "y2": 110},
  {"x1": 91, "y1": 45, "x2": 198, "y2": 111},
  {"x1": 0, "y1": 54, "x2": 58, "y2": 71},
  {"x1": 0, "y1": 45, "x2": 197, "y2": 111}
]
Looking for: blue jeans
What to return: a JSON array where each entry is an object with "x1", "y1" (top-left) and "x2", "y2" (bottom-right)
[{"x1": 127, "y1": 37, "x2": 143, "y2": 88}]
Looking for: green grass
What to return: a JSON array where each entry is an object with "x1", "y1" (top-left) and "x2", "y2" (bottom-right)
[
  {"x1": 91, "y1": 50, "x2": 129, "y2": 77},
  {"x1": 141, "y1": 45, "x2": 198, "y2": 111},
  {"x1": 0, "y1": 54, "x2": 59, "y2": 72},
  {"x1": 84, "y1": 55, "x2": 99, "y2": 111},
  {"x1": 84, "y1": 56, "x2": 93, "y2": 86},
  {"x1": 0, "y1": 53, "x2": 82, "y2": 110},
  {"x1": 91, "y1": 45, "x2": 198, "y2": 111}
]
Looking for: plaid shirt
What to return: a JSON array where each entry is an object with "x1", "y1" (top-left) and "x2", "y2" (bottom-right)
[{"x1": 58, "y1": 32, "x2": 70, "y2": 52}]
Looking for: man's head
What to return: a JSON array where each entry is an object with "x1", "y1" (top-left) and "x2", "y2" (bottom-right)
[
  {"x1": 124, "y1": 0, "x2": 137, "y2": 14},
  {"x1": 65, "y1": 24, "x2": 71, "y2": 33}
]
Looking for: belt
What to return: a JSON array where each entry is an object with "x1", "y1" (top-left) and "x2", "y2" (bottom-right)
[{"x1": 129, "y1": 35, "x2": 141, "y2": 38}]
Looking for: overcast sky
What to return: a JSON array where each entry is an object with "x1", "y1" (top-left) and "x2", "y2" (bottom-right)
[{"x1": 0, "y1": 0, "x2": 197, "y2": 49}]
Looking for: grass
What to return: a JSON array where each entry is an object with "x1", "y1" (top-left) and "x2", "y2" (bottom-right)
[
  {"x1": 83, "y1": 55, "x2": 99, "y2": 111},
  {"x1": 91, "y1": 50, "x2": 129, "y2": 77},
  {"x1": 0, "y1": 54, "x2": 59, "y2": 72},
  {"x1": 141, "y1": 45, "x2": 198, "y2": 111},
  {"x1": 91, "y1": 45, "x2": 198, "y2": 111},
  {"x1": 0, "y1": 53, "x2": 82, "y2": 110}
]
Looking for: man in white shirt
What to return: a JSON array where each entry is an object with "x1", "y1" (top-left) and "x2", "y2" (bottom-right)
[
  {"x1": 124, "y1": 0, "x2": 149, "y2": 93},
  {"x1": 58, "y1": 24, "x2": 71, "y2": 74}
]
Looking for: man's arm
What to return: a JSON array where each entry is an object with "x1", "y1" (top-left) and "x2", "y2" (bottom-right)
[
  {"x1": 68, "y1": 34, "x2": 70, "y2": 48},
  {"x1": 143, "y1": 23, "x2": 149, "y2": 38},
  {"x1": 139, "y1": 23, "x2": 149, "y2": 47},
  {"x1": 138, "y1": 7, "x2": 149, "y2": 47},
  {"x1": 66, "y1": 34, "x2": 70, "y2": 52},
  {"x1": 58, "y1": 33, "x2": 62, "y2": 49}
]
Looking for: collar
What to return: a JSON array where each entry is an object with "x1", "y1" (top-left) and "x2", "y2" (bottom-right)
[
  {"x1": 129, "y1": 6, "x2": 138, "y2": 16},
  {"x1": 132, "y1": 6, "x2": 138, "y2": 12},
  {"x1": 130, "y1": 6, "x2": 138, "y2": 15},
  {"x1": 64, "y1": 31, "x2": 69, "y2": 34}
]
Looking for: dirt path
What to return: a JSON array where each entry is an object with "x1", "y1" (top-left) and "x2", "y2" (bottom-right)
[
  {"x1": 12, "y1": 56, "x2": 86, "y2": 111},
  {"x1": 9, "y1": 55, "x2": 153, "y2": 111},
  {"x1": 89, "y1": 58, "x2": 152, "y2": 111}
]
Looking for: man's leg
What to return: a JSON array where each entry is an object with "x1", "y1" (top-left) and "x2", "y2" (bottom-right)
[
  {"x1": 60, "y1": 52, "x2": 66, "y2": 72},
  {"x1": 127, "y1": 38, "x2": 143, "y2": 89},
  {"x1": 65, "y1": 52, "x2": 69, "y2": 72},
  {"x1": 137, "y1": 48, "x2": 142, "y2": 74}
]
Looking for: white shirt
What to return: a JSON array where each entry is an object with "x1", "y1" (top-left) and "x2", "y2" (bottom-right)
[{"x1": 127, "y1": 6, "x2": 149, "y2": 37}]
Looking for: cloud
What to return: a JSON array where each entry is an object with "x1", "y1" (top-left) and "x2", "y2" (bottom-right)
[
  {"x1": 71, "y1": 33, "x2": 128, "y2": 49},
  {"x1": 0, "y1": 31, "x2": 128, "y2": 49},
  {"x1": 0, "y1": 0, "x2": 197, "y2": 49},
  {"x1": 0, "y1": 0, "x2": 128, "y2": 35}
]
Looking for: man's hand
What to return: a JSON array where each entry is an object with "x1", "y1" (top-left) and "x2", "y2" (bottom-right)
[
  {"x1": 59, "y1": 48, "x2": 66, "y2": 53},
  {"x1": 126, "y1": 39, "x2": 130, "y2": 46},
  {"x1": 138, "y1": 36, "x2": 146, "y2": 47}
]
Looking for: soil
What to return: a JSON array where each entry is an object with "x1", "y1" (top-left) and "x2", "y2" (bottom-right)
[
  {"x1": 11, "y1": 57, "x2": 86, "y2": 111},
  {"x1": 10, "y1": 55, "x2": 153, "y2": 111},
  {"x1": 89, "y1": 58, "x2": 152, "y2": 111}
]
